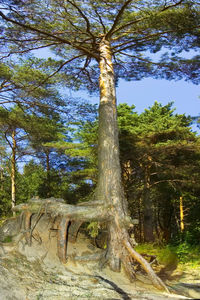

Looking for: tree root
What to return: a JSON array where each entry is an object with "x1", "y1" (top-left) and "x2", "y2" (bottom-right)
[
  {"x1": 123, "y1": 240, "x2": 169, "y2": 292},
  {"x1": 57, "y1": 217, "x2": 70, "y2": 264},
  {"x1": 11, "y1": 198, "x2": 169, "y2": 292}
]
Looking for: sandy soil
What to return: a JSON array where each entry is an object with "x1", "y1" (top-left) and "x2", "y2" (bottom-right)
[{"x1": 0, "y1": 215, "x2": 199, "y2": 300}]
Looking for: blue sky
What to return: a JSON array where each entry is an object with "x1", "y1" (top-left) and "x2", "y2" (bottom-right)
[
  {"x1": 74, "y1": 78, "x2": 199, "y2": 117},
  {"x1": 116, "y1": 78, "x2": 199, "y2": 116},
  {"x1": 34, "y1": 49, "x2": 199, "y2": 130},
  {"x1": 72, "y1": 77, "x2": 199, "y2": 120},
  {"x1": 71, "y1": 77, "x2": 200, "y2": 133}
]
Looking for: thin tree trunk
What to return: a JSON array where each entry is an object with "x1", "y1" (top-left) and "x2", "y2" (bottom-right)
[
  {"x1": 143, "y1": 165, "x2": 154, "y2": 242},
  {"x1": 180, "y1": 196, "x2": 184, "y2": 232},
  {"x1": 96, "y1": 38, "x2": 168, "y2": 291},
  {"x1": 11, "y1": 129, "x2": 16, "y2": 216},
  {"x1": 45, "y1": 149, "x2": 51, "y2": 197},
  {"x1": 138, "y1": 197, "x2": 142, "y2": 243},
  {"x1": 0, "y1": 163, "x2": 3, "y2": 192}
]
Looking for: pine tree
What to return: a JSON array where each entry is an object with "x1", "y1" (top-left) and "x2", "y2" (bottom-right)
[
  {"x1": 0, "y1": 106, "x2": 29, "y2": 213},
  {"x1": 117, "y1": 102, "x2": 200, "y2": 243}
]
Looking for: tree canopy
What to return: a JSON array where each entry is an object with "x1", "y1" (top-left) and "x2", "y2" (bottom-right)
[{"x1": 0, "y1": 0, "x2": 199, "y2": 88}]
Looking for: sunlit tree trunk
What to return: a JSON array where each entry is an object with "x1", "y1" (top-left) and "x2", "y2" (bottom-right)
[
  {"x1": 180, "y1": 196, "x2": 184, "y2": 232},
  {"x1": 96, "y1": 39, "x2": 168, "y2": 291},
  {"x1": 0, "y1": 158, "x2": 3, "y2": 192},
  {"x1": 97, "y1": 38, "x2": 129, "y2": 271},
  {"x1": 0, "y1": 169, "x2": 3, "y2": 192},
  {"x1": 11, "y1": 129, "x2": 16, "y2": 216}
]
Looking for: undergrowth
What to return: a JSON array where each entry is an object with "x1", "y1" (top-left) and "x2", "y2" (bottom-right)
[{"x1": 135, "y1": 242, "x2": 200, "y2": 269}]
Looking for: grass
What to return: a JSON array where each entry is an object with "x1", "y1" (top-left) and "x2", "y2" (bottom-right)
[
  {"x1": 2, "y1": 236, "x2": 13, "y2": 243},
  {"x1": 135, "y1": 242, "x2": 200, "y2": 269}
]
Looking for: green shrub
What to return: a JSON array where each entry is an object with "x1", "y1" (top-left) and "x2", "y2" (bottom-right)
[
  {"x1": 2, "y1": 236, "x2": 12, "y2": 243},
  {"x1": 87, "y1": 221, "x2": 100, "y2": 238},
  {"x1": 158, "y1": 247, "x2": 178, "y2": 269},
  {"x1": 174, "y1": 242, "x2": 200, "y2": 265}
]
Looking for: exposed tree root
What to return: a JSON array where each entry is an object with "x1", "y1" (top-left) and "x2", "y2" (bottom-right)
[
  {"x1": 57, "y1": 217, "x2": 70, "y2": 263},
  {"x1": 23, "y1": 210, "x2": 32, "y2": 246},
  {"x1": 123, "y1": 240, "x2": 169, "y2": 292},
  {"x1": 12, "y1": 197, "x2": 168, "y2": 292}
]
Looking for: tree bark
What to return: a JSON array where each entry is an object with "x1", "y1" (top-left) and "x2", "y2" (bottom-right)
[
  {"x1": 11, "y1": 129, "x2": 16, "y2": 216},
  {"x1": 96, "y1": 38, "x2": 168, "y2": 291},
  {"x1": 96, "y1": 38, "x2": 129, "y2": 272},
  {"x1": 143, "y1": 165, "x2": 154, "y2": 242},
  {"x1": 179, "y1": 196, "x2": 184, "y2": 233},
  {"x1": 45, "y1": 149, "x2": 51, "y2": 197},
  {"x1": 0, "y1": 165, "x2": 3, "y2": 192},
  {"x1": 57, "y1": 217, "x2": 70, "y2": 263},
  {"x1": 13, "y1": 198, "x2": 111, "y2": 222}
]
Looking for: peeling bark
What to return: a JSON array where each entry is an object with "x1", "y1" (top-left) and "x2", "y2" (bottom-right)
[
  {"x1": 180, "y1": 196, "x2": 184, "y2": 232},
  {"x1": 96, "y1": 38, "x2": 129, "y2": 272}
]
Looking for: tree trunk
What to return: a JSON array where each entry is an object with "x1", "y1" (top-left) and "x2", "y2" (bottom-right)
[
  {"x1": 45, "y1": 149, "x2": 51, "y2": 197},
  {"x1": 96, "y1": 38, "x2": 168, "y2": 291},
  {"x1": 96, "y1": 38, "x2": 167, "y2": 290},
  {"x1": 11, "y1": 129, "x2": 16, "y2": 216},
  {"x1": 0, "y1": 165, "x2": 3, "y2": 192},
  {"x1": 179, "y1": 196, "x2": 184, "y2": 233},
  {"x1": 143, "y1": 165, "x2": 154, "y2": 242},
  {"x1": 96, "y1": 38, "x2": 128, "y2": 271}
]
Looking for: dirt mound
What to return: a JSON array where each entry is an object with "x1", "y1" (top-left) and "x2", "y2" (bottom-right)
[{"x1": 0, "y1": 216, "x2": 190, "y2": 299}]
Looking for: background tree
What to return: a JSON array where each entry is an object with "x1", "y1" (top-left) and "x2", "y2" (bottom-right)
[
  {"x1": 117, "y1": 102, "x2": 200, "y2": 243},
  {"x1": 24, "y1": 113, "x2": 66, "y2": 197},
  {"x1": 0, "y1": 105, "x2": 66, "y2": 212},
  {"x1": 0, "y1": 59, "x2": 66, "y2": 115},
  {"x1": 0, "y1": 133, "x2": 11, "y2": 216},
  {"x1": 70, "y1": 102, "x2": 200, "y2": 244},
  {"x1": 0, "y1": 106, "x2": 31, "y2": 213}
]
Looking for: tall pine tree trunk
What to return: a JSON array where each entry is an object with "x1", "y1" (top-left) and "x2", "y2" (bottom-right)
[
  {"x1": 96, "y1": 38, "x2": 167, "y2": 291},
  {"x1": 97, "y1": 38, "x2": 129, "y2": 272},
  {"x1": 11, "y1": 129, "x2": 16, "y2": 216}
]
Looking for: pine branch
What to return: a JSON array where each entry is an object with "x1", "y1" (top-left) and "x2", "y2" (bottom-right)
[
  {"x1": 109, "y1": 0, "x2": 186, "y2": 39},
  {"x1": 106, "y1": 0, "x2": 133, "y2": 39},
  {"x1": 93, "y1": 8, "x2": 106, "y2": 34},
  {"x1": 66, "y1": 0, "x2": 96, "y2": 41},
  {"x1": 0, "y1": 11, "x2": 99, "y2": 59},
  {"x1": 118, "y1": 51, "x2": 161, "y2": 65},
  {"x1": 26, "y1": 54, "x2": 85, "y2": 95},
  {"x1": 161, "y1": 0, "x2": 184, "y2": 12}
]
